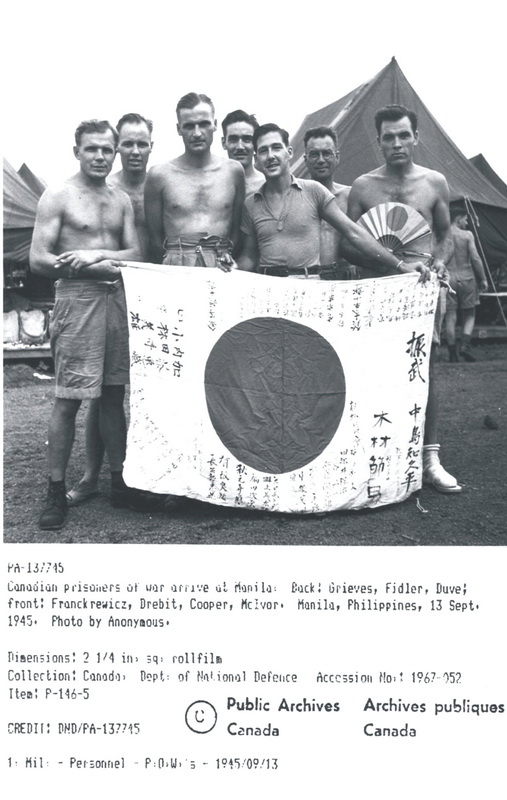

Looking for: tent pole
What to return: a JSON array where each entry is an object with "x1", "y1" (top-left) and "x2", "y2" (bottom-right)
[{"x1": 464, "y1": 196, "x2": 507, "y2": 327}]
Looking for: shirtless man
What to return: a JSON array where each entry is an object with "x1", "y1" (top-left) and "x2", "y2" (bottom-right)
[
  {"x1": 67, "y1": 113, "x2": 154, "y2": 507},
  {"x1": 445, "y1": 207, "x2": 488, "y2": 362},
  {"x1": 238, "y1": 123, "x2": 430, "y2": 280},
  {"x1": 144, "y1": 92, "x2": 245, "y2": 266},
  {"x1": 110, "y1": 113, "x2": 154, "y2": 259},
  {"x1": 304, "y1": 125, "x2": 356, "y2": 278},
  {"x1": 222, "y1": 109, "x2": 264, "y2": 196},
  {"x1": 139, "y1": 94, "x2": 245, "y2": 510},
  {"x1": 347, "y1": 104, "x2": 460, "y2": 493},
  {"x1": 30, "y1": 120, "x2": 140, "y2": 529}
]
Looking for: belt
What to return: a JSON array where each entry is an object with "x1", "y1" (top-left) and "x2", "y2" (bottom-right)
[
  {"x1": 259, "y1": 264, "x2": 338, "y2": 279},
  {"x1": 164, "y1": 235, "x2": 232, "y2": 251}
]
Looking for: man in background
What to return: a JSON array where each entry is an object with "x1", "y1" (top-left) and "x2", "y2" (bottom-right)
[
  {"x1": 222, "y1": 109, "x2": 264, "y2": 196},
  {"x1": 303, "y1": 125, "x2": 356, "y2": 278},
  {"x1": 110, "y1": 113, "x2": 154, "y2": 259},
  {"x1": 445, "y1": 207, "x2": 488, "y2": 362}
]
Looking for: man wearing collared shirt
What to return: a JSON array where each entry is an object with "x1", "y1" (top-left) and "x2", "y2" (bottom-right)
[{"x1": 237, "y1": 124, "x2": 430, "y2": 279}]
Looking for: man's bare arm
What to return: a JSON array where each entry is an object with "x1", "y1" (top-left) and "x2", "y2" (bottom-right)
[
  {"x1": 237, "y1": 233, "x2": 259, "y2": 272},
  {"x1": 29, "y1": 190, "x2": 67, "y2": 277},
  {"x1": 467, "y1": 231, "x2": 488, "y2": 290},
  {"x1": 430, "y1": 174, "x2": 453, "y2": 276},
  {"x1": 230, "y1": 161, "x2": 246, "y2": 258},
  {"x1": 346, "y1": 179, "x2": 368, "y2": 223},
  {"x1": 144, "y1": 167, "x2": 166, "y2": 263},
  {"x1": 119, "y1": 193, "x2": 141, "y2": 257}
]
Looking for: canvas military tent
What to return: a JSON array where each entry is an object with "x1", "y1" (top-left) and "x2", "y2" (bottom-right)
[
  {"x1": 18, "y1": 162, "x2": 47, "y2": 198},
  {"x1": 469, "y1": 154, "x2": 507, "y2": 200},
  {"x1": 291, "y1": 57, "x2": 507, "y2": 276},
  {"x1": 3, "y1": 158, "x2": 45, "y2": 263}
]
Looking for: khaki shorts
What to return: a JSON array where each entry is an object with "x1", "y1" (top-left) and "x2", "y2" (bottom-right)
[
  {"x1": 51, "y1": 279, "x2": 130, "y2": 399},
  {"x1": 447, "y1": 276, "x2": 480, "y2": 310}
]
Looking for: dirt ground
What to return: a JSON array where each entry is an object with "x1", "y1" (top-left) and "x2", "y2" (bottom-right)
[{"x1": 3, "y1": 342, "x2": 507, "y2": 546}]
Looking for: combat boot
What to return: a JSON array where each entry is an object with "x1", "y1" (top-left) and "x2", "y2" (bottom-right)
[
  {"x1": 460, "y1": 334, "x2": 476, "y2": 362},
  {"x1": 39, "y1": 479, "x2": 68, "y2": 530},
  {"x1": 448, "y1": 344, "x2": 458, "y2": 363}
]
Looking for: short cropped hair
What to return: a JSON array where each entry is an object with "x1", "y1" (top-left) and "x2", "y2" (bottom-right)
[
  {"x1": 176, "y1": 92, "x2": 215, "y2": 117},
  {"x1": 374, "y1": 104, "x2": 418, "y2": 136},
  {"x1": 116, "y1": 113, "x2": 153, "y2": 135},
  {"x1": 253, "y1": 123, "x2": 290, "y2": 152},
  {"x1": 304, "y1": 126, "x2": 338, "y2": 148},
  {"x1": 221, "y1": 109, "x2": 259, "y2": 137},
  {"x1": 74, "y1": 119, "x2": 118, "y2": 147},
  {"x1": 450, "y1": 205, "x2": 467, "y2": 222}
]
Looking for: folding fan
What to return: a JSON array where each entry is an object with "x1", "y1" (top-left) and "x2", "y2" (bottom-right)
[{"x1": 357, "y1": 202, "x2": 432, "y2": 258}]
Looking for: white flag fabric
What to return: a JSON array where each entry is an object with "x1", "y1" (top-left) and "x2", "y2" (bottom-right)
[{"x1": 121, "y1": 265, "x2": 439, "y2": 514}]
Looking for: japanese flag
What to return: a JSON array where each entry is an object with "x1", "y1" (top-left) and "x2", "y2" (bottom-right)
[{"x1": 121, "y1": 265, "x2": 438, "y2": 513}]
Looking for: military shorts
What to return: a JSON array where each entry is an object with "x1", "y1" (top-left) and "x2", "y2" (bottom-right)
[{"x1": 51, "y1": 278, "x2": 130, "y2": 399}]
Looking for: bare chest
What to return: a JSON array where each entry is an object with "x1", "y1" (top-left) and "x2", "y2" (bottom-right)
[
  {"x1": 365, "y1": 177, "x2": 434, "y2": 223},
  {"x1": 164, "y1": 170, "x2": 235, "y2": 217},
  {"x1": 127, "y1": 191, "x2": 145, "y2": 226},
  {"x1": 63, "y1": 193, "x2": 123, "y2": 238}
]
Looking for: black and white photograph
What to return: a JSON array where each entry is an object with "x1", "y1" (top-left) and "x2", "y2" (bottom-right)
[{"x1": 3, "y1": 0, "x2": 506, "y2": 796}]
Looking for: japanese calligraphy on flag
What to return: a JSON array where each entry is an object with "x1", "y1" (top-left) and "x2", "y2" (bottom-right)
[{"x1": 121, "y1": 264, "x2": 439, "y2": 513}]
